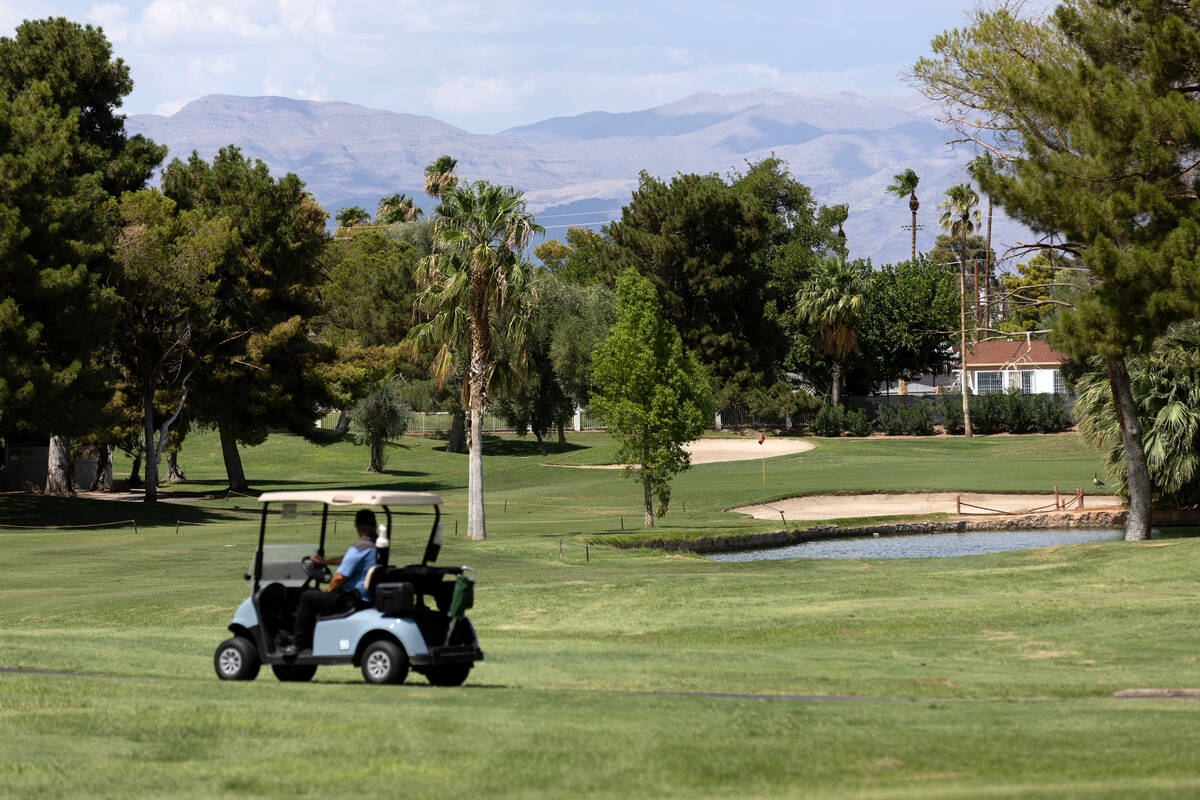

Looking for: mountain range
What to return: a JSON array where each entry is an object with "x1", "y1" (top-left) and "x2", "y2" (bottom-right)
[{"x1": 126, "y1": 90, "x2": 1027, "y2": 266}]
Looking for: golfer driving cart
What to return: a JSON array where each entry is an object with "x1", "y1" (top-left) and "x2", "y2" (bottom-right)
[{"x1": 213, "y1": 490, "x2": 482, "y2": 685}]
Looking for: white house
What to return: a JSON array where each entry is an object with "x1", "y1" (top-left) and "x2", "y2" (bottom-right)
[{"x1": 960, "y1": 338, "x2": 1068, "y2": 395}]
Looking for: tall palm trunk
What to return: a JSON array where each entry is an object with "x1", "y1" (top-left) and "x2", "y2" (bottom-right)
[
  {"x1": 1107, "y1": 357, "x2": 1152, "y2": 540},
  {"x1": 831, "y1": 361, "x2": 843, "y2": 407},
  {"x1": 959, "y1": 224, "x2": 973, "y2": 437},
  {"x1": 466, "y1": 264, "x2": 492, "y2": 541},
  {"x1": 909, "y1": 193, "x2": 919, "y2": 262},
  {"x1": 983, "y1": 196, "x2": 993, "y2": 332}
]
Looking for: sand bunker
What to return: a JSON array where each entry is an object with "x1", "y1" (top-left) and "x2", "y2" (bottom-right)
[
  {"x1": 552, "y1": 436, "x2": 815, "y2": 469},
  {"x1": 733, "y1": 492, "x2": 1120, "y2": 521}
]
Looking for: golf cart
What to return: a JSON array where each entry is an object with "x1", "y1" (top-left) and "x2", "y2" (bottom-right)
[{"x1": 213, "y1": 490, "x2": 483, "y2": 685}]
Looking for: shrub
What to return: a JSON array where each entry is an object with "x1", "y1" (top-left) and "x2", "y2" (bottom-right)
[
  {"x1": 874, "y1": 404, "x2": 906, "y2": 435},
  {"x1": 1029, "y1": 394, "x2": 1072, "y2": 433},
  {"x1": 845, "y1": 407, "x2": 872, "y2": 437},
  {"x1": 900, "y1": 402, "x2": 935, "y2": 436},
  {"x1": 998, "y1": 389, "x2": 1033, "y2": 434},
  {"x1": 938, "y1": 393, "x2": 965, "y2": 435},
  {"x1": 972, "y1": 392, "x2": 1004, "y2": 434},
  {"x1": 351, "y1": 383, "x2": 413, "y2": 472},
  {"x1": 811, "y1": 403, "x2": 845, "y2": 437}
]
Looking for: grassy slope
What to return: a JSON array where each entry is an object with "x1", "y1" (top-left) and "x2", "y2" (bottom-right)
[{"x1": 3, "y1": 431, "x2": 1199, "y2": 798}]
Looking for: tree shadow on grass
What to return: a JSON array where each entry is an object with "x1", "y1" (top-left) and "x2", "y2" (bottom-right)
[
  {"x1": 481, "y1": 438, "x2": 586, "y2": 458},
  {"x1": 0, "y1": 492, "x2": 237, "y2": 530}
]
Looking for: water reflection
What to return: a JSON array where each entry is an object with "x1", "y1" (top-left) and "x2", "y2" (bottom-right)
[{"x1": 709, "y1": 527, "x2": 1200, "y2": 562}]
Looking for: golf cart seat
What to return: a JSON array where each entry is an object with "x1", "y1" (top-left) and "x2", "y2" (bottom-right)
[{"x1": 364, "y1": 564, "x2": 416, "y2": 616}]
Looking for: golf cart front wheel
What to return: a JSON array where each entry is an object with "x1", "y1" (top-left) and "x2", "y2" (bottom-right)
[
  {"x1": 361, "y1": 640, "x2": 408, "y2": 685},
  {"x1": 214, "y1": 636, "x2": 261, "y2": 681}
]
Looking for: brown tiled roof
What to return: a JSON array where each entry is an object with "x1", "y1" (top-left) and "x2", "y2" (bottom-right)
[{"x1": 963, "y1": 339, "x2": 1066, "y2": 369}]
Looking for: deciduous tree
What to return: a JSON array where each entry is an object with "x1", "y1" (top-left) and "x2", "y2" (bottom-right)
[{"x1": 590, "y1": 269, "x2": 712, "y2": 526}]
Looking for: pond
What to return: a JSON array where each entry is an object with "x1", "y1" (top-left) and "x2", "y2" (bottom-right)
[{"x1": 708, "y1": 526, "x2": 1200, "y2": 562}]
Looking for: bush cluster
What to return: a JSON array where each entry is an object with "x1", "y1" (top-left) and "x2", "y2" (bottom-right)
[
  {"x1": 811, "y1": 403, "x2": 845, "y2": 437},
  {"x1": 970, "y1": 391, "x2": 1072, "y2": 434},
  {"x1": 873, "y1": 403, "x2": 934, "y2": 436},
  {"x1": 811, "y1": 393, "x2": 1070, "y2": 438}
]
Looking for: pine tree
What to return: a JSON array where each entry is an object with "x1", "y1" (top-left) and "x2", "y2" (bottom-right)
[{"x1": 913, "y1": 1, "x2": 1200, "y2": 538}]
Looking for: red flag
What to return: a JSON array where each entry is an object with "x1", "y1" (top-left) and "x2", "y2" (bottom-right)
[{"x1": 757, "y1": 433, "x2": 765, "y2": 445}]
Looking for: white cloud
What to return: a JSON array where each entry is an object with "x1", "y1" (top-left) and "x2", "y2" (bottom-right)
[
  {"x1": 427, "y1": 75, "x2": 536, "y2": 115},
  {"x1": 0, "y1": 1, "x2": 63, "y2": 31}
]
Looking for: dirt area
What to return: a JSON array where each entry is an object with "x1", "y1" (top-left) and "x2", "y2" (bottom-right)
[
  {"x1": 732, "y1": 492, "x2": 1123, "y2": 521},
  {"x1": 551, "y1": 436, "x2": 815, "y2": 469}
]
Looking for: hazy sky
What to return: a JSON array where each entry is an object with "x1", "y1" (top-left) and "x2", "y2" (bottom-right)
[{"x1": 1, "y1": 0, "x2": 977, "y2": 133}]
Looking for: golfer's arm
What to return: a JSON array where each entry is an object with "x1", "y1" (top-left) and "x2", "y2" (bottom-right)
[{"x1": 327, "y1": 573, "x2": 348, "y2": 593}]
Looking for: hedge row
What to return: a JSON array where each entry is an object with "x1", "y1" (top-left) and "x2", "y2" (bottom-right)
[{"x1": 811, "y1": 392, "x2": 1073, "y2": 437}]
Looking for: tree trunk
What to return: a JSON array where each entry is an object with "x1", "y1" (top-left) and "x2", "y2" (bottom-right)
[
  {"x1": 909, "y1": 193, "x2": 919, "y2": 263},
  {"x1": 831, "y1": 361, "x2": 842, "y2": 407},
  {"x1": 45, "y1": 435, "x2": 72, "y2": 496},
  {"x1": 984, "y1": 197, "x2": 993, "y2": 332},
  {"x1": 466, "y1": 261, "x2": 491, "y2": 541},
  {"x1": 643, "y1": 471, "x2": 654, "y2": 527},
  {"x1": 368, "y1": 436, "x2": 384, "y2": 473},
  {"x1": 335, "y1": 410, "x2": 351, "y2": 433},
  {"x1": 446, "y1": 408, "x2": 466, "y2": 454},
  {"x1": 1107, "y1": 357, "x2": 1152, "y2": 541},
  {"x1": 467, "y1": 403, "x2": 486, "y2": 541},
  {"x1": 897, "y1": 378, "x2": 908, "y2": 396},
  {"x1": 534, "y1": 430, "x2": 547, "y2": 457},
  {"x1": 164, "y1": 450, "x2": 185, "y2": 483},
  {"x1": 218, "y1": 420, "x2": 249, "y2": 493},
  {"x1": 143, "y1": 383, "x2": 159, "y2": 503},
  {"x1": 88, "y1": 445, "x2": 110, "y2": 491},
  {"x1": 128, "y1": 447, "x2": 143, "y2": 488},
  {"x1": 959, "y1": 262, "x2": 973, "y2": 437},
  {"x1": 557, "y1": 419, "x2": 567, "y2": 450}
]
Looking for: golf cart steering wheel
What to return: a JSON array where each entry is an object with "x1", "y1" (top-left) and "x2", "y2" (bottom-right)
[{"x1": 301, "y1": 556, "x2": 332, "y2": 585}]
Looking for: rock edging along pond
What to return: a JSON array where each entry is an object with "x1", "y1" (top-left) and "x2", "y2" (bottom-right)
[{"x1": 629, "y1": 510, "x2": 1129, "y2": 554}]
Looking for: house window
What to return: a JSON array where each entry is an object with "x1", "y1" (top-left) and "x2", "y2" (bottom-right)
[
  {"x1": 1021, "y1": 371, "x2": 1034, "y2": 394},
  {"x1": 1052, "y1": 370, "x2": 1065, "y2": 395},
  {"x1": 976, "y1": 371, "x2": 1002, "y2": 394}
]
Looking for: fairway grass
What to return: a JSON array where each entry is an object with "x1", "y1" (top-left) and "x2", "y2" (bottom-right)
[{"x1": 4, "y1": 430, "x2": 1199, "y2": 797}]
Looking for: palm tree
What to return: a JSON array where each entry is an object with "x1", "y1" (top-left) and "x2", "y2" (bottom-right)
[
  {"x1": 795, "y1": 255, "x2": 871, "y2": 407},
  {"x1": 335, "y1": 205, "x2": 369, "y2": 228},
  {"x1": 423, "y1": 155, "x2": 459, "y2": 200},
  {"x1": 420, "y1": 180, "x2": 542, "y2": 541},
  {"x1": 938, "y1": 183, "x2": 981, "y2": 437},
  {"x1": 886, "y1": 168, "x2": 921, "y2": 262},
  {"x1": 377, "y1": 192, "x2": 421, "y2": 224}
]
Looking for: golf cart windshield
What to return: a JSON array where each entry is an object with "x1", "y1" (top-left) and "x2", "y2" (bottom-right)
[{"x1": 248, "y1": 544, "x2": 312, "y2": 588}]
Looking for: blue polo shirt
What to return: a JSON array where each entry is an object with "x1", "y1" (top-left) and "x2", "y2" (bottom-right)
[{"x1": 337, "y1": 539, "x2": 377, "y2": 602}]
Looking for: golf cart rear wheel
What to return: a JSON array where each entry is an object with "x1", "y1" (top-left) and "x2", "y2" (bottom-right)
[
  {"x1": 214, "y1": 636, "x2": 260, "y2": 681},
  {"x1": 272, "y1": 663, "x2": 317, "y2": 682},
  {"x1": 425, "y1": 664, "x2": 471, "y2": 687},
  {"x1": 361, "y1": 640, "x2": 408, "y2": 685}
]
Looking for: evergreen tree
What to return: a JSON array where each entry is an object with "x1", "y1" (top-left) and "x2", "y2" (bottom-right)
[
  {"x1": 162, "y1": 147, "x2": 335, "y2": 492},
  {"x1": 914, "y1": 0, "x2": 1200, "y2": 538},
  {"x1": 0, "y1": 18, "x2": 164, "y2": 494}
]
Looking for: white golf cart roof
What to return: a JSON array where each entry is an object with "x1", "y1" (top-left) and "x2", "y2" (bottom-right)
[{"x1": 257, "y1": 490, "x2": 444, "y2": 506}]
